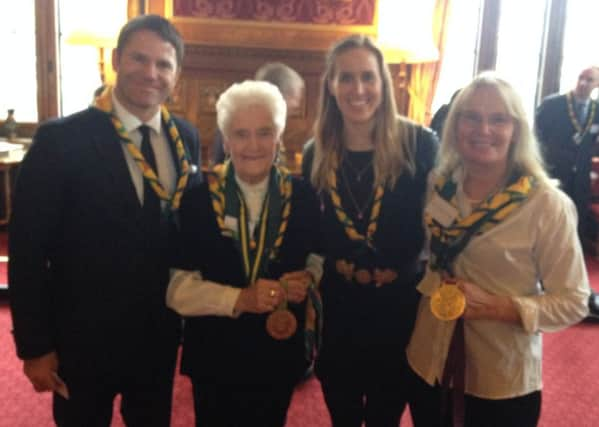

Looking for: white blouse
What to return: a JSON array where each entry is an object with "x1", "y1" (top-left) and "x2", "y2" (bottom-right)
[{"x1": 407, "y1": 172, "x2": 590, "y2": 399}]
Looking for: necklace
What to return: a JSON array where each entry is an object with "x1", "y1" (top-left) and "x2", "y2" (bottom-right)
[
  {"x1": 340, "y1": 165, "x2": 374, "y2": 220},
  {"x1": 567, "y1": 91, "x2": 595, "y2": 138},
  {"x1": 342, "y1": 152, "x2": 373, "y2": 182}
]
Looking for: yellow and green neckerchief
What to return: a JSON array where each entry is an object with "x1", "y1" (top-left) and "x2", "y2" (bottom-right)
[
  {"x1": 426, "y1": 171, "x2": 536, "y2": 273},
  {"x1": 567, "y1": 91, "x2": 596, "y2": 142},
  {"x1": 93, "y1": 85, "x2": 190, "y2": 212},
  {"x1": 207, "y1": 161, "x2": 292, "y2": 284},
  {"x1": 327, "y1": 157, "x2": 384, "y2": 249}
]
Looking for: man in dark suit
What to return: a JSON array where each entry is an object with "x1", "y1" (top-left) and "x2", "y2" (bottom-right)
[
  {"x1": 8, "y1": 15, "x2": 201, "y2": 426},
  {"x1": 535, "y1": 66, "x2": 599, "y2": 320}
]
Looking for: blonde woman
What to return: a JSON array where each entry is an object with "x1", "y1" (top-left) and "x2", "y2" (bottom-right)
[
  {"x1": 407, "y1": 73, "x2": 590, "y2": 426},
  {"x1": 302, "y1": 34, "x2": 438, "y2": 427}
]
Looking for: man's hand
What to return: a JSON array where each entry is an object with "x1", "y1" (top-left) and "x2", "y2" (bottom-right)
[
  {"x1": 24, "y1": 351, "x2": 61, "y2": 393},
  {"x1": 234, "y1": 279, "x2": 284, "y2": 314}
]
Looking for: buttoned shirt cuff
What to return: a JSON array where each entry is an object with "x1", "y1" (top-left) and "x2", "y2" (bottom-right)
[
  {"x1": 166, "y1": 269, "x2": 241, "y2": 318},
  {"x1": 511, "y1": 296, "x2": 539, "y2": 334}
]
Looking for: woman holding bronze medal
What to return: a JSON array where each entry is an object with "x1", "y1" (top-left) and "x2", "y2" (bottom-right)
[
  {"x1": 166, "y1": 80, "x2": 322, "y2": 427},
  {"x1": 406, "y1": 73, "x2": 591, "y2": 427},
  {"x1": 302, "y1": 35, "x2": 437, "y2": 426}
]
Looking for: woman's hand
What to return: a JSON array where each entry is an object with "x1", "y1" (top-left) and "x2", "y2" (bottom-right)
[
  {"x1": 280, "y1": 270, "x2": 314, "y2": 304},
  {"x1": 234, "y1": 279, "x2": 285, "y2": 314},
  {"x1": 458, "y1": 280, "x2": 521, "y2": 325}
]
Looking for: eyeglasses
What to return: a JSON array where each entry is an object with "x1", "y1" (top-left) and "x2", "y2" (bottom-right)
[{"x1": 458, "y1": 111, "x2": 513, "y2": 129}]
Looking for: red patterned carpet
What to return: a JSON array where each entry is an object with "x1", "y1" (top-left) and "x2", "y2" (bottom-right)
[{"x1": 0, "y1": 229, "x2": 597, "y2": 426}]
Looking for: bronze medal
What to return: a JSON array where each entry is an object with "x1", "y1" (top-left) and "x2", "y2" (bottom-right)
[
  {"x1": 266, "y1": 309, "x2": 297, "y2": 340},
  {"x1": 430, "y1": 279, "x2": 466, "y2": 321},
  {"x1": 335, "y1": 259, "x2": 355, "y2": 281},
  {"x1": 354, "y1": 269, "x2": 372, "y2": 285}
]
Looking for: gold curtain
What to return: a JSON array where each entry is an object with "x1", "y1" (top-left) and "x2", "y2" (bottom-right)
[{"x1": 406, "y1": 0, "x2": 452, "y2": 125}]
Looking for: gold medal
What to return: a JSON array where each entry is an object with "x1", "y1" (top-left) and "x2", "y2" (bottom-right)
[
  {"x1": 354, "y1": 269, "x2": 372, "y2": 285},
  {"x1": 430, "y1": 279, "x2": 466, "y2": 321},
  {"x1": 266, "y1": 309, "x2": 297, "y2": 340}
]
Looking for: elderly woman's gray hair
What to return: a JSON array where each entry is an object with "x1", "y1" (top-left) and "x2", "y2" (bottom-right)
[{"x1": 216, "y1": 80, "x2": 287, "y2": 140}]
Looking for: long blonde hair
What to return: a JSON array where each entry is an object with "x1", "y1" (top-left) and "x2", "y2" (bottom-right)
[
  {"x1": 310, "y1": 35, "x2": 415, "y2": 192},
  {"x1": 437, "y1": 72, "x2": 551, "y2": 184}
]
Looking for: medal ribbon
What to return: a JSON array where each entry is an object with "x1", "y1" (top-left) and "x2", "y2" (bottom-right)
[
  {"x1": 327, "y1": 157, "x2": 384, "y2": 248},
  {"x1": 93, "y1": 86, "x2": 190, "y2": 211},
  {"x1": 426, "y1": 172, "x2": 535, "y2": 274},
  {"x1": 208, "y1": 161, "x2": 293, "y2": 284}
]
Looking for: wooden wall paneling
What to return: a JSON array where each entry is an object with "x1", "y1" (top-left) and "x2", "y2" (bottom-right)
[{"x1": 168, "y1": 44, "x2": 327, "y2": 169}]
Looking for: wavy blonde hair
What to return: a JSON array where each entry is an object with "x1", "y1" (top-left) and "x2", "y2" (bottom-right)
[
  {"x1": 309, "y1": 34, "x2": 415, "y2": 192},
  {"x1": 437, "y1": 72, "x2": 551, "y2": 184}
]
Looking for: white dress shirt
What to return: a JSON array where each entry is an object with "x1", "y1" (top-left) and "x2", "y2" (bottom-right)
[
  {"x1": 166, "y1": 174, "x2": 324, "y2": 317},
  {"x1": 407, "y1": 170, "x2": 590, "y2": 399},
  {"x1": 112, "y1": 93, "x2": 176, "y2": 207}
]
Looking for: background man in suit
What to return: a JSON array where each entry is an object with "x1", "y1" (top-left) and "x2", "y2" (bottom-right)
[
  {"x1": 536, "y1": 66, "x2": 599, "y2": 319},
  {"x1": 8, "y1": 14, "x2": 201, "y2": 426}
]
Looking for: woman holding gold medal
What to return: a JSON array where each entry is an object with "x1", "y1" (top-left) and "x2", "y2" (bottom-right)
[
  {"x1": 406, "y1": 73, "x2": 591, "y2": 427},
  {"x1": 302, "y1": 35, "x2": 438, "y2": 426},
  {"x1": 166, "y1": 80, "x2": 323, "y2": 427}
]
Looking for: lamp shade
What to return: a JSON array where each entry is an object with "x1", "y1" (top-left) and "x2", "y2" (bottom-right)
[{"x1": 377, "y1": 0, "x2": 439, "y2": 64}]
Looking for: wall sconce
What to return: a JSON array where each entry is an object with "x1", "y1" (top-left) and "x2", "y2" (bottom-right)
[{"x1": 65, "y1": 30, "x2": 117, "y2": 84}]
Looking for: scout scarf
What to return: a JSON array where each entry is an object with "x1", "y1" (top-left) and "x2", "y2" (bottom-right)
[
  {"x1": 207, "y1": 161, "x2": 292, "y2": 284},
  {"x1": 327, "y1": 157, "x2": 384, "y2": 249},
  {"x1": 426, "y1": 171, "x2": 536, "y2": 274},
  {"x1": 93, "y1": 86, "x2": 190, "y2": 212}
]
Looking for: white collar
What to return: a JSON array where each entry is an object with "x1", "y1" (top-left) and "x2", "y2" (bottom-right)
[
  {"x1": 112, "y1": 91, "x2": 162, "y2": 135},
  {"x1": 234, "y1": 174, "x2": 269, "y2": 198}
]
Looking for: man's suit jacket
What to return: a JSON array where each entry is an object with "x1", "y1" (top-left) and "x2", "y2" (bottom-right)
[
  {"x1": 8, "y1": 107, "x2": 201, "y2": 376},
  {"x1": 535, "y1": 93, "x2": 599, "y2": 212}
]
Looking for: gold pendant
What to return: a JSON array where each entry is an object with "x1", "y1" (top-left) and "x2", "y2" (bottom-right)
[
  {"x1": 354, "y1": 269, "x2": 372, "y2": 285},
  {"x1": 266, "y1": 309, "x2": 297, "y2": 340},
  {"x1": 430, "y1": 279, "x2": 466, "y2": 321}
]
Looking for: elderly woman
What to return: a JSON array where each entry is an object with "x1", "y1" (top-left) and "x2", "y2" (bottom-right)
[
  {"x1": 302, "y1": 35, "x2": 438, "y2": 426},
  {"x1": 167, "y1": 80, "x2": 322, "y2": 427},
  {"x1": 406, "y1": 73, "x2": 590, "y2": 427}
]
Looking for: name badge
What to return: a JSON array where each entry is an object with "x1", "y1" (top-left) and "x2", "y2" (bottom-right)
[{"x1": 426, "y1": 193, "x2": 458, "y2": 227}]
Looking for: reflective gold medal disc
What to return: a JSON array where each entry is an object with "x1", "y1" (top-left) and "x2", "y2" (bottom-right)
[
  {"x1": 266, "y1": 309, "x2": 297, "y2": 340},
  {"x1": 430, "y1": 280, "x2": 466, "y2": 321}
]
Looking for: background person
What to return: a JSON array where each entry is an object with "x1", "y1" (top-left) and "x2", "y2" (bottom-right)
[
  {"x1": 8, "y1": 15, "x2": 201, "y2": 427},
  {"x1": 302, "y1": 34, "x2": 438, "y2": 427},
  {"x1": 407, "y1": 72, "x2": 590, "y2": 427},
  {"x1": 167, "y1": 80, "x2": 322, "y2": 427}
]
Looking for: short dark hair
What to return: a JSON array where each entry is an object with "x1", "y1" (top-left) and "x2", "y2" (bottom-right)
[
  {"x1": 116, "y1": 14, "x2": 184, "y2": 67},
  {"x1": 254, "y1": 62, "x2": 304, "y2": 97}
]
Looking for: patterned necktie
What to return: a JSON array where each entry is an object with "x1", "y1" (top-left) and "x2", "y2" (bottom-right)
[{"x1": 138, "y1": 125, "x2": 160, "y2": 217}]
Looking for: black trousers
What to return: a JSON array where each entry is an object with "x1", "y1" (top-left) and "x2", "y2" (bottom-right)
[
  {"x1": 191, "y1": 378, "x2": 296, "y2": 427},
  {"x1": 317, "y1": 353, "x2": 410, "y2": 427},
  {"x1": 408, "y1": 367, "x2": 542, "y2": 427},
  {"x1": 52, "y1": 360, "x2": 177, "y2": 427}
]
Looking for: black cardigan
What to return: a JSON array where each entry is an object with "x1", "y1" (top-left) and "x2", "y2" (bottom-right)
[
  {"x1": 174, "y1": 176, "x2": 321, "y2": 385},
  {"x1": 302, "y1": 119, "x2": 438, "y2": 376}
]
